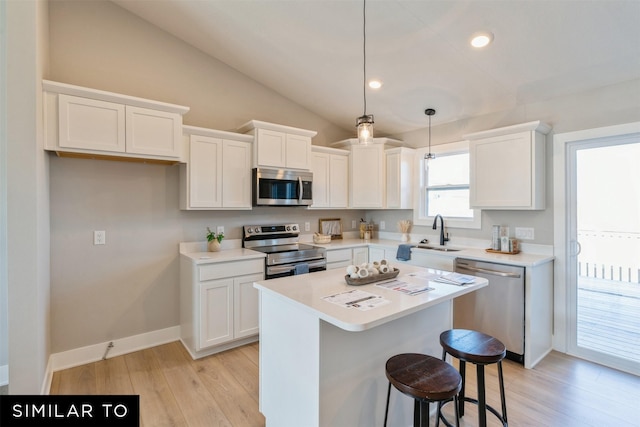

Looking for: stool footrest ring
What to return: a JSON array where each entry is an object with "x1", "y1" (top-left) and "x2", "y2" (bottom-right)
[{"x1": 438, "y1": 397, "x2": 507, "y2": 427}]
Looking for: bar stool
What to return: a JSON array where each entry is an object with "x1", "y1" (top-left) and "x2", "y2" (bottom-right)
[
  {"x1": 439, "y1": 329, "x2": 508, "y2": 427},
  {"x1": 384, "y1": 353, "x2": 461, "y2": 427}
]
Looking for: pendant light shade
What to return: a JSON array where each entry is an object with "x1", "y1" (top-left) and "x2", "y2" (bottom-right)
[
  {"x1": 356, "y1": 0, "x2": 374, "y2": 144},
  {"x1": 357, "y1": 115, "x2": 374, "y2": 144},
  {"x1": 425, "y1": 108, "x2": 436, "y2": 160}
]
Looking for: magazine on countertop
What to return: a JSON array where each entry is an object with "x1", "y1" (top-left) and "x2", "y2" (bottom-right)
[{"x1": 433, "y1": 272, "x2": 476, "y2": 286}]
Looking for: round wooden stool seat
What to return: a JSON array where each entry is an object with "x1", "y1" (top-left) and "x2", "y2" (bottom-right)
[
  {"x1": 439, "y1": 329, "x2": 508, "y2": 427},
  {"x1": 440, "y1": 329, "x2": 506, "y2": 364},
  {"x1": 384, "y1": 353, "x2": 461, "y2": 427}
]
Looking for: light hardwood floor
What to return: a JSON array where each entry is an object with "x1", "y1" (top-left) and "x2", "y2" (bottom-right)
[{"x1": 50, "y1": 341, "x2": 639, "y2": 426}]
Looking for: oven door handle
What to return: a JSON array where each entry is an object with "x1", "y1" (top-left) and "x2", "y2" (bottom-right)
[
  {"x1": 298, "y1": 176, "x2": 303, "y2": 204},
  {"x1": 268, "y1": 259, "x2": 326, "y2": 275}
]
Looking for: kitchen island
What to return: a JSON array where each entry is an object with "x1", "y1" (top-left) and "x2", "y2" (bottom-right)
[{"x1": 254, "y1": 264, "x2": 488, "y2": 427}]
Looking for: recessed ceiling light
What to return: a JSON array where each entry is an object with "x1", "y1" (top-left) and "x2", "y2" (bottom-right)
[
  {"x1": 470, "y1": 31, "x2": 494, "y2": 48},
  {"x1": 368, "y1": 80, "x2": 382, "y2": 89}
]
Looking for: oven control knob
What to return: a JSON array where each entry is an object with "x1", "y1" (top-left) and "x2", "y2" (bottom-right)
[
  {"x1": 246, "y1": 228, "x2": 252, "y2": 234},
  {"x1": 254, "y1": 227, "x2": 261, "y2": 233},
  {"x1": 292, "y1": 225, "x2": 298, "y2": 231},
  {"x1": 286, "y1": 226, "x2": 291, "y2": 231}
]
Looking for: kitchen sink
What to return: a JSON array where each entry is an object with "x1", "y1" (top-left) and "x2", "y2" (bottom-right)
[{"x1": 416, "y1": 244, "x2": 461, "y2": 252}]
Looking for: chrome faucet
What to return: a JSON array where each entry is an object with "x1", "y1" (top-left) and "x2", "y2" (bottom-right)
[{"x1": 432, "y1": 214, "x2": 450, "y2": 246}]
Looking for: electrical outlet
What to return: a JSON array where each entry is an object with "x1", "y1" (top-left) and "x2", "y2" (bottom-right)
[
  {"x1": 380, "y1": 221, "x2": 386, "y2": 230},
  {"x1": 515, "y1": 227, "x2": 535, "y2": 240},
  {"x1": 352, "y1": 220, "x2": 357, "y2": 229},
  {"x1": 94, "y1": 230, "x2": 106, "y2": 245},
  {"x1": 305, "y1": 222, "x2": 310, "y2": 232},
  {"x1": 216, "y1": 226, "x2": 224, "y2": 235}
]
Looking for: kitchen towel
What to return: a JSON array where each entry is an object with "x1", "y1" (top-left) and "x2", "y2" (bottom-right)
[
  {"x1": 396, "y1": 244, "x2": 416, "y2": 261},
  {"x1": 294, "y1": 263, "x2": 309, "y2": 275}
]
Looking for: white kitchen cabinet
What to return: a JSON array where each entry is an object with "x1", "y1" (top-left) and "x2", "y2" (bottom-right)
[
  {"x1": 350, "y1": 144, "x2": 386, "y2": 208},
  {"x1": 179, "y1": 126, "x2": 253, "y2": 210},
  {"x1": 238, "y1": 120, "x2": 317, "y2": 170},
  {"x1": 465, "y1": 121, "x2": 550, "y2": 210},
  {"x1": 408, "y1": 249, "x2": 455, "y2": 271},
  {"x1": 310, "y1": 146, "x2": 349, "y2": 209},
  {"x1": 326, "y1": 246, "x2": 368, "y2": 270},
  {"x1": 43, "y1": 80, "x2": 188, "y2": 162},
  {"x1": 181, "y1": 255, "x2": 264, "y2": 359},
  {"x1": 386, "y1": 147, "x2": 415, "y2": 209},
  {"x1": 331, "y1": 137, "x2": 404, "y2": 208}
]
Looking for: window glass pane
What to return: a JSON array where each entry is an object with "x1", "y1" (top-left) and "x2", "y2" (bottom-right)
[
  {"x1": 427, "y1": 153, "x2": 469, "y2": 186},
  {"x1": 427, "y1": 188, "x2": 473, "y2": 218}
]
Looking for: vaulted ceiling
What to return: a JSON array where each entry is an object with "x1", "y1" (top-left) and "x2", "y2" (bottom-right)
[{"x1": 112, "y1": 0, "x2": 640, "y2": 135}]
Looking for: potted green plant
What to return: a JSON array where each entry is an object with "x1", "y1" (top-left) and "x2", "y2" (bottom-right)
[{"x1": 206, "y1": 227, "x2": 224, "y2": 252}]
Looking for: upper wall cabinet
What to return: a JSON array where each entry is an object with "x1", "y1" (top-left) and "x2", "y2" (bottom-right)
[
  {"x1": 43, "y1": 80, "x2": 189, "y2": 163},
  {"x1": 465, "y1": 121, "x2": 551, "y2": 210},
  {"x1": 385, "y1": 147, "x2": 415, "y2": 209},
  {"x1": 309, "y1": 146, "x2": 349, "y2": 209},
  {"x1": 237, "y1": 120, "x2": 317, "y2": 170},
  {"x1": 179, "y1": 126, "x2": 253, "y2": 210},
  {"x1": 332, "y1": 138, "x2": 406, "y2": 209}
]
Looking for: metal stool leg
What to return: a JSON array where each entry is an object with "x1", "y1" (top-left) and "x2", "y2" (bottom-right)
[
  {"x1": 453, "y1": 395, "x2": 460, "y2": 427},
  {"x1": 498, "y1": 361, "x2": 508, "y2": 425},
  {"x1": 384, "y1": 382, "x2": 391, "y2": 427},
  {"x1": 476, "y1": 364, "x2": 487, "y2": 427},
  {"x1": 413, "y1": 399, "x2": 420, "y2": 427},
  {"x1": 458, "y1": 361, "x2": 466, "y2": 417}
]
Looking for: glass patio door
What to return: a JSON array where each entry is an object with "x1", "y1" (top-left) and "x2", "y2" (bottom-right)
[{"x1": 567, "y1": 136, "x2": 640, "y2": 375}]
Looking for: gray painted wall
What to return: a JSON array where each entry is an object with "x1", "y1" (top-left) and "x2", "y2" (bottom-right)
[{"x1": 45, "y1": 0, "x2": 640, "y2": 357}]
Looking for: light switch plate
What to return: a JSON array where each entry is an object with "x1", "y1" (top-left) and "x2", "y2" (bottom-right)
[
  {"x1": 380, "y1": 221, "x2": 386, "y2": 230},
  {"x1": 305, "y1": 222, "x2": 310, "y2": 232},
  {"x1": 216, "y1": 226, "x2": 224, "y2": 235}
]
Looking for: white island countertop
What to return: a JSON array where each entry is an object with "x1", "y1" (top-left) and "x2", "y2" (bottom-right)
[{"x1": 254, "y1": 264, "x2": 487, "y2": 332}]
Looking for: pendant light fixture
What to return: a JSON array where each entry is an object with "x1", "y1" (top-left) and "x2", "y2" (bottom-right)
[
  {"x1": 424, "y1": 108, "x2": 436, "y2": 160},
  {"x1": 356, "y1": 0, "x2": 374, "y2": 144}
]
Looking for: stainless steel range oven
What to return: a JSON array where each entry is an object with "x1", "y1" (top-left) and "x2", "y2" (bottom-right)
[{"x1": 243, "y1": 223, "x2": 326, "y2": 279}]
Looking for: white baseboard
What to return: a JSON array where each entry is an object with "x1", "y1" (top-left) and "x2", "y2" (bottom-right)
[
  {"x1": 0, "y1": 364, "x2": 7, "y2": 386},
  {"x1": 48, "y1": 325, "x2": 181, "y2": 374}
]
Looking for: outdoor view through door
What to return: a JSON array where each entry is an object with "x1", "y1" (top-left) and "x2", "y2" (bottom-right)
[{"x1": 572, "y1": 138, "x2": 640, "y2": 372}]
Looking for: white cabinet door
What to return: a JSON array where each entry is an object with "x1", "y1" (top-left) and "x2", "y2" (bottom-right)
[
  {"x1": 199, "y1": 279, "x2": 233, "y2": 349},
  {"x1": 311, "y1": 151, "x2": 330, "y2": 208},
  {"x1": 58, "y1": 94, "x2": 126, "y2": 153},
  {"x1": 385, "y1": 148, "x2": 414, "y2": 209},
  {"x1": 126, "y1": 106, "x2": 181, "y2": 158},
  {"x1": 189, "y1": 135, "x2": 223, "y2": 208},
  {"x1": 285, "y1": 134, "x2": 311, "y2": 170},
  {"x1": 256, "y1": 128, "x2": 286, "y2": 168},
  {"x1": 330, "y1": 154, "x2": 349, "y2": 208},
  {"x1": 352, "y1": 247, "x2": 369, "y2": 265},
  {"x1": 350, "y1": 145, "x2": 385, "y2": 208},
  {"x1": 233, "y1": 273, "x2": 263, "y2": 339},
  {"x1": 467, "y1": 121, "x2": 549, "y2": 210},
  {"x1": 222, "y1": 139, "x2": 252, "y2": 208}
]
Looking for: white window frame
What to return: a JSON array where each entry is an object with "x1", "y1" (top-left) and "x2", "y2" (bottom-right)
[{"x1": 413, "y1": 141, "x2": 481, "y2": 229}]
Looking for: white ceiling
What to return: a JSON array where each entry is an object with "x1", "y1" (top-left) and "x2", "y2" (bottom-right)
[{"x1": 112, "y1": 0, "x2": 640, "y2": 135}]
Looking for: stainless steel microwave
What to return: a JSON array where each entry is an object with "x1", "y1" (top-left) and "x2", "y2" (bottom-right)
[{"x1": 252, "y1": 168, "x2": 313, "y2": 206}]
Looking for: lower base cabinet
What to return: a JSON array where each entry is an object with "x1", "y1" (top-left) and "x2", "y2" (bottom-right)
[
  {"x1": 326, "y1": 246, "x2": 368, "y2": 270},
  {"x1": 181, "y1": 256, "x2": 264, "y2": 359}
]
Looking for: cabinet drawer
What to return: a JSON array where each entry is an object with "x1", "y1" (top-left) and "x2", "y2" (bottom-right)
[
  {"x1": 199, "y1": 258, "x2": 264, "y2": 282},
  {"x1": 326, "y1": 248, "x2": 352, "y2": 263}
]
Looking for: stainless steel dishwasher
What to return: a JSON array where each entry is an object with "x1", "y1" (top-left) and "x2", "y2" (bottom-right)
[{"x1": 454, "y1": 258, "x2": 526, "y2": 363}]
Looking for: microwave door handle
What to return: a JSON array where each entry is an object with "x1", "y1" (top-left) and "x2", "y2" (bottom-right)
[{"x1": 298, "y1": 176, "x2": 303, "y2": 203}]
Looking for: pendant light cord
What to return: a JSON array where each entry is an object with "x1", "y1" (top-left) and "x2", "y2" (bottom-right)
[{"x1": 362, "y1": 0, "x2": 367, "y2": 116}]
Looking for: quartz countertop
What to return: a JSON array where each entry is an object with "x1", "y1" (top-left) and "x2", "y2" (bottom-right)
[
  {"x1": 180, "y1": 248, "x2": 265, "y2": 265},
  {"x1": 253, "y1": 263, "x2": 488, "y2": 332},
  {"x1": 311, "y1": 238, "x2": 554, "y2": 267}
]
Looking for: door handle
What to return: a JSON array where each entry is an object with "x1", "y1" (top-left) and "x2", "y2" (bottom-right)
[
  {"x1": 298, "y1": 177, "x2": 303, "y2": 203},
  {"x1": 456, "y1": 264, "x2": 522, "y2": 278}
]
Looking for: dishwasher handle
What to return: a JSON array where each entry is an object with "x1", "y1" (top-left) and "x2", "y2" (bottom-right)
[{"x1": 456, "y1": 264, "x2": 522, "y2": 278}]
